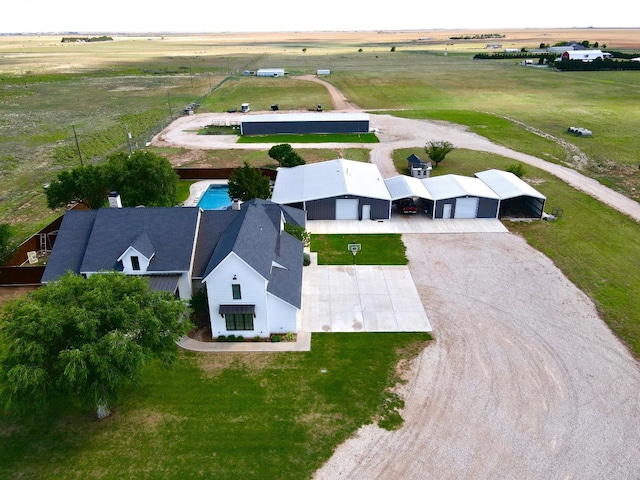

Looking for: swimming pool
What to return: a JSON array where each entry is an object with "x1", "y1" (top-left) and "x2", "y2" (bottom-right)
[{"x1": 197, "y1": 185, "x2": 232, "y2": 210}]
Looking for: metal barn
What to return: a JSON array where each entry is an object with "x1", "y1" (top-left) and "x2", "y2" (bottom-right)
[
  {"x1": 271, "y1": 159, "x2": 391, "y2": 220},
  {"x1": 240, "y1": 113, "x2": 370, "y2": 136}
]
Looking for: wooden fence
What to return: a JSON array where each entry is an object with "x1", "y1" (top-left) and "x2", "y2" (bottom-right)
[{"x1": 0, "y1": 167, "x2": 276, "y2": 285}]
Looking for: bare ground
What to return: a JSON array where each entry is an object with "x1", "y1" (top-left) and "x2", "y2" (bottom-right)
[{"x1": 314, "y1": 233, "x2": 640, "y2": 479}]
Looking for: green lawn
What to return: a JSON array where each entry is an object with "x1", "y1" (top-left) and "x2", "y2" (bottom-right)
[
  {"x1": 238, "y1": 133, "x2": 379, "y2": 144},
  {"x1": 311, "y1": 234, "x2": 408, "y2": 265},
  {"x1": 0, "y1": 333, "x2": 430, "y2": 480}
]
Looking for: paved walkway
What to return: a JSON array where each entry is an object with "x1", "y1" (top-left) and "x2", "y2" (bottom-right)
[
  {"x1": 308, "y1": 216, "x2": 508, "y2": 234},
  {"x1": 178, "y1": 331, "x2": 312, "y2": 352}
]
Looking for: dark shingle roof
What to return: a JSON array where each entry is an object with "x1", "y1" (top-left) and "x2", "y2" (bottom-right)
[
  {"x1": 202, "y1": 201, "x2": 304, "y2": 308},
  {"x1": 80, "y1": 207, "x2": 199, "y2": 273},
  {"x1": 41, "y1": 210, "x2": 98, "y2": 283}
]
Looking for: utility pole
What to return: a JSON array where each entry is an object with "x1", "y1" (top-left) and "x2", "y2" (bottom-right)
[
  {"x1": 125, "y1": 124, "x2": 133, "y2": 155},
  {"x1": 167, "y1": 90, "x2": 173, "y2": 119},
  {"x1": 190, "y1": 66, "x2": 194, "y2": 88},
  {"x1": 72, "y1": 125, "x2": 83, "y2": 166}
]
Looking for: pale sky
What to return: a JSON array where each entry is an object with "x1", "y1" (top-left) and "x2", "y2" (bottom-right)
[{"x1": 0, "y1": 0, "x2": 636, "y2": 33}]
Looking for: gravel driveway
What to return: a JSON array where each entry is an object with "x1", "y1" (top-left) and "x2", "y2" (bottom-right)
[{"x1": 314, "y1": 233, "x2": 640, "y2": 479}]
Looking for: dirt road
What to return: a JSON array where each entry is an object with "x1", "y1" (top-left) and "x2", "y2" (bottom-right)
[
  {"x1": 153, "y1": 113, "x2": 640, "y2": 222},
  {"x1": 315, "y1": 233, "x2": 640, "y2": 479}
]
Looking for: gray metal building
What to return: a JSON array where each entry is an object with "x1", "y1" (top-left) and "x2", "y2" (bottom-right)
[
  {"x1": 271, "y1": 159, "x2": 392, "y2": 220},
  {"x1": 240, "y1": 113, "x2": 370, "y2": 136}
]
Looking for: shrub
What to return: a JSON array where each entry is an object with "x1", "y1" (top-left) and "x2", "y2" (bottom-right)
[
  {"x1": 284, "y1": 332, "x2": 296, "y2": 342},
  {"x1": 303, "y1": 252, "x2": 311, "y2": 266},
  {"x1": 227, "y1": 334, "x2": 236, "y2": 342},
  {"x1": 236, "y1": 335, "x2": 244, "y2": 342},
  {"x1": 254, "y1": 335, "x2": 262, "y2": 342},
  {"x1": 506, "y1": 163, "x2": 526, "y2": 178},
  {"x1": 271, "y1": 335, "x2": 282, "y2": 343},
  {"x1": 217, "y1": 335, "x2": 226, "y2": 342}
]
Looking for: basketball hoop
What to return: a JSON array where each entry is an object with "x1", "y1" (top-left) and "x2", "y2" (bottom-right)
[{"x1": 348, "y1": 243, "x2": 361, "y2": 264}]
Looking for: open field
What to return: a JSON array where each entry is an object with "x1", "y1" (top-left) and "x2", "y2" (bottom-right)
[{"x1": 1, "y1": 28, "x2": 640, "y2": 478}]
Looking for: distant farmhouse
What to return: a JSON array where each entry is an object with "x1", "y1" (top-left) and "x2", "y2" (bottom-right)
[{"x1": 560, "y1": 49, "x2": 612, "y2": 62}]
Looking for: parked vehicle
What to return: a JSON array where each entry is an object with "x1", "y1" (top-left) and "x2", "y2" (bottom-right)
[{"x1": 398, "y1": 198, "x2": 418, "y2": 214}]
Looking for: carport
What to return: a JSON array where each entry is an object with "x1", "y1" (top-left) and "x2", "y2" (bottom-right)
[
  {"x1": 384, "y1": 175, "x2": 435, "y2": 215},
  {"x1": 422, "y1": 174, "x2": 500, "y2": 219},
  {"x1": 475, "y1": 169, "x2": 546, "y2": 219}
]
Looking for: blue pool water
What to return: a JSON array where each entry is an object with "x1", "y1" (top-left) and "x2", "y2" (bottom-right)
[{"x1": 197, "y1": 185, "x2": 232, "y2": 210}]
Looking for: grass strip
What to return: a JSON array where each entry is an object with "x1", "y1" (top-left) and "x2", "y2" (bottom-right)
[{"x1": 311, "y1": 234, "x2": 408, "y2": 265}]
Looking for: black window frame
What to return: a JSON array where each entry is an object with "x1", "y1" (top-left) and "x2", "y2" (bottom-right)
[
  {"x1": 232, "y1": 283, "x2": 241, "y2": 300},
  {"x1": 225, "y1": 313, "x2": 254, "y2": 331},
  {"x1": 131, "y1": 255, "x2": 140, "y2": 271}
]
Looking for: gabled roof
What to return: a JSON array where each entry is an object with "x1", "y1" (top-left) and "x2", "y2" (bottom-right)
[
  {"x1": 271, "y1": 159, "x2": 391, "y2": 204},
  {"x1": 202, "y1": 200, "x2": 304, "y2": 308},
  {"x1": 385, "y1": 175, "x2": 434, "y2": 201},
  {"x1": 122, "y1": 230, "x2": 155, "y2": 260},
  {"x1": 42, "y1": 207, "x2": 200, "y2": 282},
  {"x1": 80, "y1": 207, "x2": 199, "y2": 274},
  {"x1": 475, "y1": 169, "x2": 546, "y2": 200},
  {"x1": 421, "y1": 174, "x2": 500, "y2": 201}
]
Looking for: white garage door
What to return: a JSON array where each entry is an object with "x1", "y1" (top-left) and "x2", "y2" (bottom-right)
[
  {"x1": 454, "y1": 197, "x2": 479, "y2": 218},
  {"x1": 336, "y1": 199, "x2": 359, "y2": 220}
]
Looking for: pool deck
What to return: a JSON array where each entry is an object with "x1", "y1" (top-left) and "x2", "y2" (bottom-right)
[{"x1": 183, "y1": 179, "x2": 228, "y2": 207}]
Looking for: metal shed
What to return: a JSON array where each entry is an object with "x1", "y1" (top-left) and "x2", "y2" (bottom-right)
[
  {"x1": 271, "y1": 159, "x2": 391, "y2": 220},
  {"x1": 240, "y1": 113, "x2": 370, "y2": 136},
  {"x1": 257, "y1": 68, "x2": 286, "y2": 77},
  {"x1": 475, "y1": 169, "x2": 546, "y2": 219}
]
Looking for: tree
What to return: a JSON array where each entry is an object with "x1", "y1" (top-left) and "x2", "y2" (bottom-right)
[
  {"x1": 424, "y1": 140, "x2": 454, "y2": 167},
  {"x1": 284, "y1": 222, "x2": 310, "y2": 247},
  {"x1": 45, "y1": 164, "x2": 110, "y2": 210},
  {"x1": 268, "y1": 144, "x2": 305, "y2": 168},
  {"x1": 0, "y1": 272, "x2": 191, "y2": 418},
  {"x1": 105, "y1": 151, "x2": 179, "y2": 207},
  {"x1": 0, "y1": 223, "x2": 15, "y2": 264},
  {"x1": 44, "y1": 151, "x2": 179, "y2": 210},
  {"x1": 227, "y1": 162, "x2": 271, "y2": 201},
  {"x1": 390, "y1": 46, "x2": 396, "y2": 52}
]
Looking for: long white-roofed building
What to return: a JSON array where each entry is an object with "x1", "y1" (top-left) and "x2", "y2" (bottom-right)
[{"x1": 271, "y1": 159, "x2": 392, "y2": 220}]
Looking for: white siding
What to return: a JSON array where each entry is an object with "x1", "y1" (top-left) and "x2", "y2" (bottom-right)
[
  {"x1": 266, "y1": 293, "x2": 298, "y2": 334},
  {"x1": 203, "y1": 253, "x2": 269, "y2": 337}
]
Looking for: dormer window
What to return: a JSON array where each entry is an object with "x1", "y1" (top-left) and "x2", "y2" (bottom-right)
[
  {"x1": 131, "y1": 256, "x2": 140, "y2": 271},
  {"x1": 232, "y1": 284, "x2": 241, "y2": 300}
]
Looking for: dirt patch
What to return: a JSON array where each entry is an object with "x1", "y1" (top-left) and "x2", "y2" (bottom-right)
[{"x1": 0, "y1": 286, "x2": 37, "y2": 307}]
